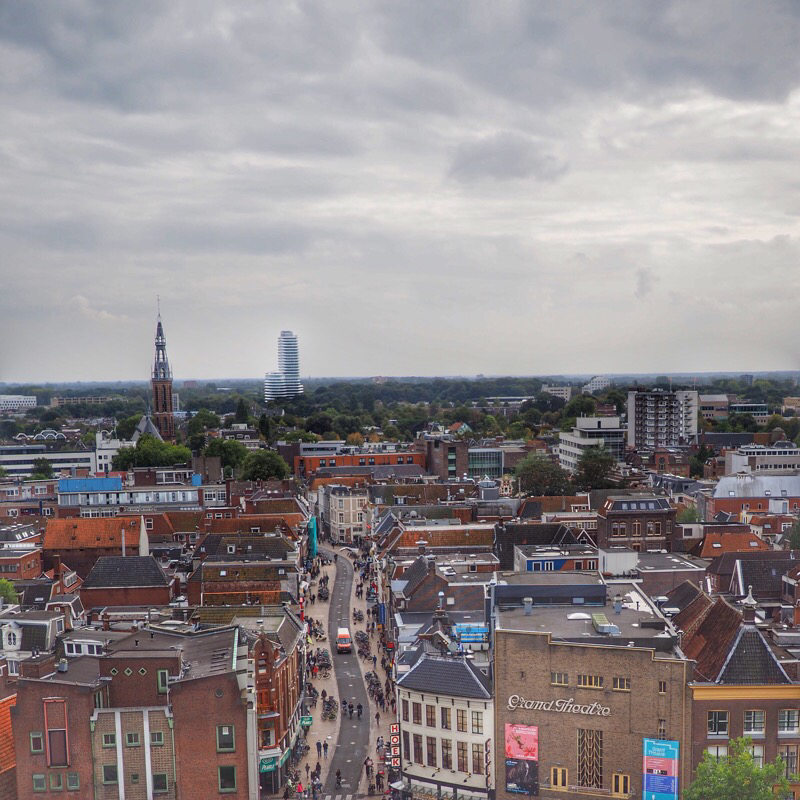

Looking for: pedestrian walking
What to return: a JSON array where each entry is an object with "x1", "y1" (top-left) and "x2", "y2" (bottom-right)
[
  {"x1": 323, "y1": 741, "x2": 329, "y2": 758},
  {"x1": 305, "y1": 764, "x2": 310, "y2": 779},
  {"x1": 372, "y1": 654, "x2": 377, "y2": 668},
  {"x1": 316, "y1": 740, "x2": 322, "y2": 757},
  {"x1": 375, "y1": 710, "x2": 380, "y2": 726},
  {"x1": 284, "y1": 787, "x2": 290, "y2": 800}
]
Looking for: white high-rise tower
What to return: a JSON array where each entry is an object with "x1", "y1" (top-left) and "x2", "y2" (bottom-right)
[{"x1": 264, "y1": 330, "x2": 304, "y2": 401}]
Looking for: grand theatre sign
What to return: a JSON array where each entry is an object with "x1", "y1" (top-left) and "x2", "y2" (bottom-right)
[{"x1": 507, "y1": 695, "x2": 611, "y2": 717}]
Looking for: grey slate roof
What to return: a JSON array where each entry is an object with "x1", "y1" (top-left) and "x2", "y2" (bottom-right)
[
  {"x1": 82, "y1": 556, "x2": 171, "y2": 589},
  {"x1": 196, "y1": 533, "x2": 294, "y2": 560},
  {"x1": 397, "y1": 654, "x2": 491, "y2": 699},
  {"x1": 399, "y1": 556, "x2": 430, "y2": 598},
  {"x1": 664, "y1": 581, "x2": 704, "y2": 613},
  {"x1": 21, "y1": 624, "x2": 49, "y2": 652},
  {"x1": 717, "y1": 628, "x2": 791, "y2": 685},
  {"x1": 131, "y1": 415, "x2": 164, "y2": 443},
  {"x1": 733, "y1": 557, "x2": 800, "y2": 600}
]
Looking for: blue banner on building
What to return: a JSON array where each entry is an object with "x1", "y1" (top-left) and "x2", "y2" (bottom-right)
[
  {"x1": 642, "y1": 738, "x2": 679, "y2": 800},
  {"x1": 308, "y1": 516, "x2": 317, "y2": 559}
]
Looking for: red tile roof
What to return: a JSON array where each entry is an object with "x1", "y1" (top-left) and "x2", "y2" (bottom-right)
[
  {"x1": 693, "y1": 532, "x2": 769, "y2": 558},
  {"x1": 44, "y1": 517, "x2": 141, "y2": 550},
  {"x1": 681, "y1": 597, "x2": 743, "y2": 682},
  {"x1": 0, "y1": 694, "x2": 16, "y2": 773}
]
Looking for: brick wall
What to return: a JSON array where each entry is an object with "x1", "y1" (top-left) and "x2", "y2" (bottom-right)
[{"x1": 80, "y1": 585, "x2": 173, "y2": 609}]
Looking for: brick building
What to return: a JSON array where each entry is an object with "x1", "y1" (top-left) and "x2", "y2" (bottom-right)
[
  {"x1": 491, "y1": 580, "x2": 692, "y2": 800},
  {"x1": 79, "y1": 556, "x2": 176, "y2": 610},
  {"x1": 12, "y1": 626, "x2": 256, "y2": 799},
  {"x1": 596, "y1": 495, "x2": 676, "y2": 551},
  {"x1": 421, "y1": 438, "x2": 469, "y2": 481}
]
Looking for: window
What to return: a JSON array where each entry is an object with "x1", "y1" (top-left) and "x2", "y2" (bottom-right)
[
  {"x1": 153, "y1": 773, "x2": 168, "y2": 793},
  {"x1": 402, "y1": 731, "x2": 410, "y2": 760},
  {"x1": 157, "y1": 669, "x2": 169, "y2": 694},
  {"x1": 217, "y1": 725, "x2": 235, "y2": 752},
  {"x1": 457, "y1": 709, "x2": 467, "y2": 732},
  {"x1": 472, "y1": 710, "x2": 483, "y2": 734},
  {"x1": 612, "y1": 677, "x2": 631, "y2": 691},
  {"x1": 551, "y1": 672, "x2": 568, "y2": 686},
  {"x1": 749, "y1": 744, "x2": 764, "y2": 768},
  {"x1": 658, "y1": 680, "x2": 667, "y2": 694},
  {"x1": 33, "y1": 775, "x2": 46, "y2": 793},
  {"x1": 657, "y1": 719, "x2": 667, "y2": 740},
  {"x1": 412, "y1": 702, "x2": 422, "y2": 725},
  {"x1": 707, "y1": 745, "x2": 727, "y2": 761},
  {"x1": 427, "y1": 737, "x2": 437, "y2": 767},
  {"x1": 102, "y1": 733, "x2": 116, "y2": 748},
  {"x1": 50, "y1": 772, "x2": 63, "y2": 791},
  {"x1": 48, "y1": 730, "x2": 67, "y2": 767},
  {"x1": 218, "y1": 765, "x2": 237, "y2": 793},
  {"x1": 472, "y1": 743, "x2": 484, "y2": 774},
  {"x1": 66, "y1": 773, "x2": 79, "y2": 791},
  {"x1": 612, "y1": 774, "x2": 630, "y2": 796},
  {"x1": 779, "y1": 710, "x2": 799, "y2": 734},
  {"x1": 551, "y1": 767, "x2": 568, "y2": 788},
  {"x1": 425, "y1": 705, "x2": 436, "y2": 727},
  {"x1": 779, "y1": 745, "x2": 798, "y2": 779},
  {"x1": 577, "y1": 674, "x2": 603, "y2": 689},
  {"x1": 402, "y1": 699, "x2": 409, "y2": 722},
  {"x1": 744, "y1": 710, "x2": 765, "y2": 736},
  {"x1": 441, "y1": 707, "x2": 451, "y2": 729},
  {"x1": 30, "y1": 732, "x2": 44, "y2": 753},
  {"x1": 577, "y1": 729, "x2": 603, "y2": 789},
  {"x1": 457, "y1": 741, "x2": 468, "y2": 772},
  {"x1": 708, "y1": 711, "x2": 729, "y2": 736},
  {"x1": 441, "y1": 739, "x2": 452, "y2": 770},
  {"x1": 413, "y1": 734, "x2": 423, "y2": 764},
  {"x1": 6, "y1": 631, "x2": 16, "y2": 646},
  {"x1": 102, "y1": 765, "x2": 118, "y2": 785},
  {"x1": 126, "y1": 732, "x2": 140, "y2": 747}
]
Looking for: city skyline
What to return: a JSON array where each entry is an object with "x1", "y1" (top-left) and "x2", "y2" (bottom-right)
[{"x1": 2, "y1": 2, "x2": 800, "y2": 382}]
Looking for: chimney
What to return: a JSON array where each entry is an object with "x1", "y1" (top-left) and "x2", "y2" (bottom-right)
[
  {"x1": 523, "y1": 597, "x2": 533, "y2": 616},
  {"x1": 53, "y1": 554, "x2": 62, "y2": 583},
  {"x1": 19, "y1": 653, "x2": 57, "y2": 679},
  {"x1": 613, "y1": 594, "x2": 623, "y2": 615},
  {"x1": 102, "y1": 613, "x2": 110, "y2": 632},
  {"x1": 794, "y1": 601, "x2": 800, "y2": 628},
  {"x1": 121, "y1": 526, "x2": 126, "y2": 558}
]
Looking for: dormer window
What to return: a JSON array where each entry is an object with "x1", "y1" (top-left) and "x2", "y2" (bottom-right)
[{"x1": 6, "y1": 631, "x2": 16, "y2": 646}]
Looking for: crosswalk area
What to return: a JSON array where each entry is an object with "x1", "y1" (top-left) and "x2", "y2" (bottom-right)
[{"x1": 322, "y1": 794, "x2": 355, "y2": 800}]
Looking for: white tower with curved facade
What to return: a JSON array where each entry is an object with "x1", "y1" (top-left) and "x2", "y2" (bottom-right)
[{"x1": 264, "y1": 330, "x2": 304, "y2": 401}]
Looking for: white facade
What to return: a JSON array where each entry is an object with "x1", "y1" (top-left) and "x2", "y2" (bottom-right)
[
  {"x1": 558, "y1": 416, "x2": 626, "y2": 473},
  {"x1": 627, "y1": 390, "x2": 698, "y2": 449},
  {"x1": 541, "y1": 385, "x2": 572, "y2": 402},
  {"x1": 322, "y1": 486, "x2": 368, "y2": 543},
  {"x1": 0, "y1": 395, "x2": 37, "y2": 412},
  {"x1": 264, "y1": 331, "x2": 304, "y2": 401},
  {"x1": 397, "y1": 666, "x2": 493, "y2": 799},
  {"x1": 0, "y1": 446, "x2": 97, "y2": 478},
  {"x1": 725, "y1": 444, "x2": 800, "y2": 475},
  {"x1": 582, "y1": 376, "x2": 611, "y2": 394}
]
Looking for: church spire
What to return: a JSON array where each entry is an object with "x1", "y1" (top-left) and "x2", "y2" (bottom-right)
[
  {"x1": 153, "y1": 307, "x2": 172, "y2": 381},
  {"x1": 151, "y1": 302, "x2": 175, "y2": 441}
]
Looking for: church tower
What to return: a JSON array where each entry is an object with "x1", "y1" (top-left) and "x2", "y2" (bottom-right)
[{"x1": 151, "y1": 308, "x2": 175, "y2": 441}]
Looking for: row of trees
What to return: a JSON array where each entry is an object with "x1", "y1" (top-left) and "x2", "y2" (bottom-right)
[{"x1": 514, "y1": 448, "x2": 616, "y2": 494}]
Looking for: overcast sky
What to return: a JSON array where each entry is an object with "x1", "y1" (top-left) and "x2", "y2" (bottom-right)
[{"x1": 2, "y1": 1, "x2": 800, "y2": 383}]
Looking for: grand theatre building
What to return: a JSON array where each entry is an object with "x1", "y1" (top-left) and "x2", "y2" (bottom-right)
[{"x1": 491, "y1": 575, "x2": 692, "y2": 799}]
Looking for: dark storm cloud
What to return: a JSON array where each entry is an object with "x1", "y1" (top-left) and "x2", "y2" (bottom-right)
[{"x1": 1, "y1": 1, "x2": 799, "y2": 381}]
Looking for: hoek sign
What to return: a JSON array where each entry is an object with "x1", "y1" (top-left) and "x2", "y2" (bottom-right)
[{"x1": 507, "y1": 695, "x2": 611, "y2": 717}]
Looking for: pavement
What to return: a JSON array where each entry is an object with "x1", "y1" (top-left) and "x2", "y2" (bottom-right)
[{"x1": 268, "y1": 546, "x2": 394, "y2": 800}]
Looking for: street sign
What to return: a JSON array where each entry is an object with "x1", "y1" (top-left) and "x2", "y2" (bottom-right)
[
  {"x1": 300, "y1": 716, "x2": 313, "y2": 726},
  {"x1": 260, "y1": 757, "x2": 277, "y2": 773},
  {"x1": 390, "y1": 724, "x2": 399, "y2": 734}
]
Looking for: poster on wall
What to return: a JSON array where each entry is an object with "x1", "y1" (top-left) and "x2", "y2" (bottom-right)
[
  {"x1": 642, "y1": 738, "x2": 680, "y2": 800},
  {"x1": 505, "y1": 724, "x2": 539, "y2": 796}
]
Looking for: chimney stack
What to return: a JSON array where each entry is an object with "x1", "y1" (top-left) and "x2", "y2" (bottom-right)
[{"x1": 523, "y1": 597, "x2": 533, "y2": 616}]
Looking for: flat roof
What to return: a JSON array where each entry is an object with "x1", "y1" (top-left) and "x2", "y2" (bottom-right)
[
  {"x1": 496, "y1": 572, "x2": 604, "y2": 586},
  {"x1": 636, "y1": 552, "x2": 707, "y2": 572}
]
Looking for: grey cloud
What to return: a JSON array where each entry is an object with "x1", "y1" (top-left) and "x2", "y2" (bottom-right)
[
  {"x1": 448, "y1": 133, "x2": 568, "y2": 183},
  {"x1": 634, "y1": 268, "x2": 658, "y2": 299}
]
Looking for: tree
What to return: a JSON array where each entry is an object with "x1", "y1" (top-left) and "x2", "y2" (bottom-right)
[
  {"x1": 685, "y1": 737, "x2": 788, "y2": 800},
  {"x1": 788, "y1": 519, "x2": 800, "y2": 550},
  {"x1": 257, "y1": 413, "x2": 271, "y2": 441},
  {"x1": 234, "y1": 398, "x2": 250, "y2": 424},
  {"x1": 677, "y1": 506, "x2": 701, "y2": 523},
  {"x1": 574, "y1": 447, "x2": 615, "y2": 490},
  {"x1": 515, "y1": 455, "x2": 570, "y2": 496},
  {"x1": 203, "y1": 438, "x2": 248, "y2": 471},
  {"x1": 0, "y1": 467, "x2": 7, "y2": 478},
  {"x1": 30, "y1": 458, "x2": 53, "y2": 480},
  {"x1": 240, "y1": 450, "x2": 290, "y2": 481},
  {"x1": 346, "y1": 432, "x2": 365, "y2": 447},
  {"x1": 115, "y1": 415, "x2": 141, "y2": 441},
  {"x1": 0, "y1": 579, "x2": 18, "y2": 605},
  {"x1": 690, "y1": 444, "x2": 713, "y2": 478},
  {"x1": 187, "y1": 409, "x2": 221, "y2": 437},
  {"x1": 112, "y1": 435, "x2": 191, "y2": 470}
]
